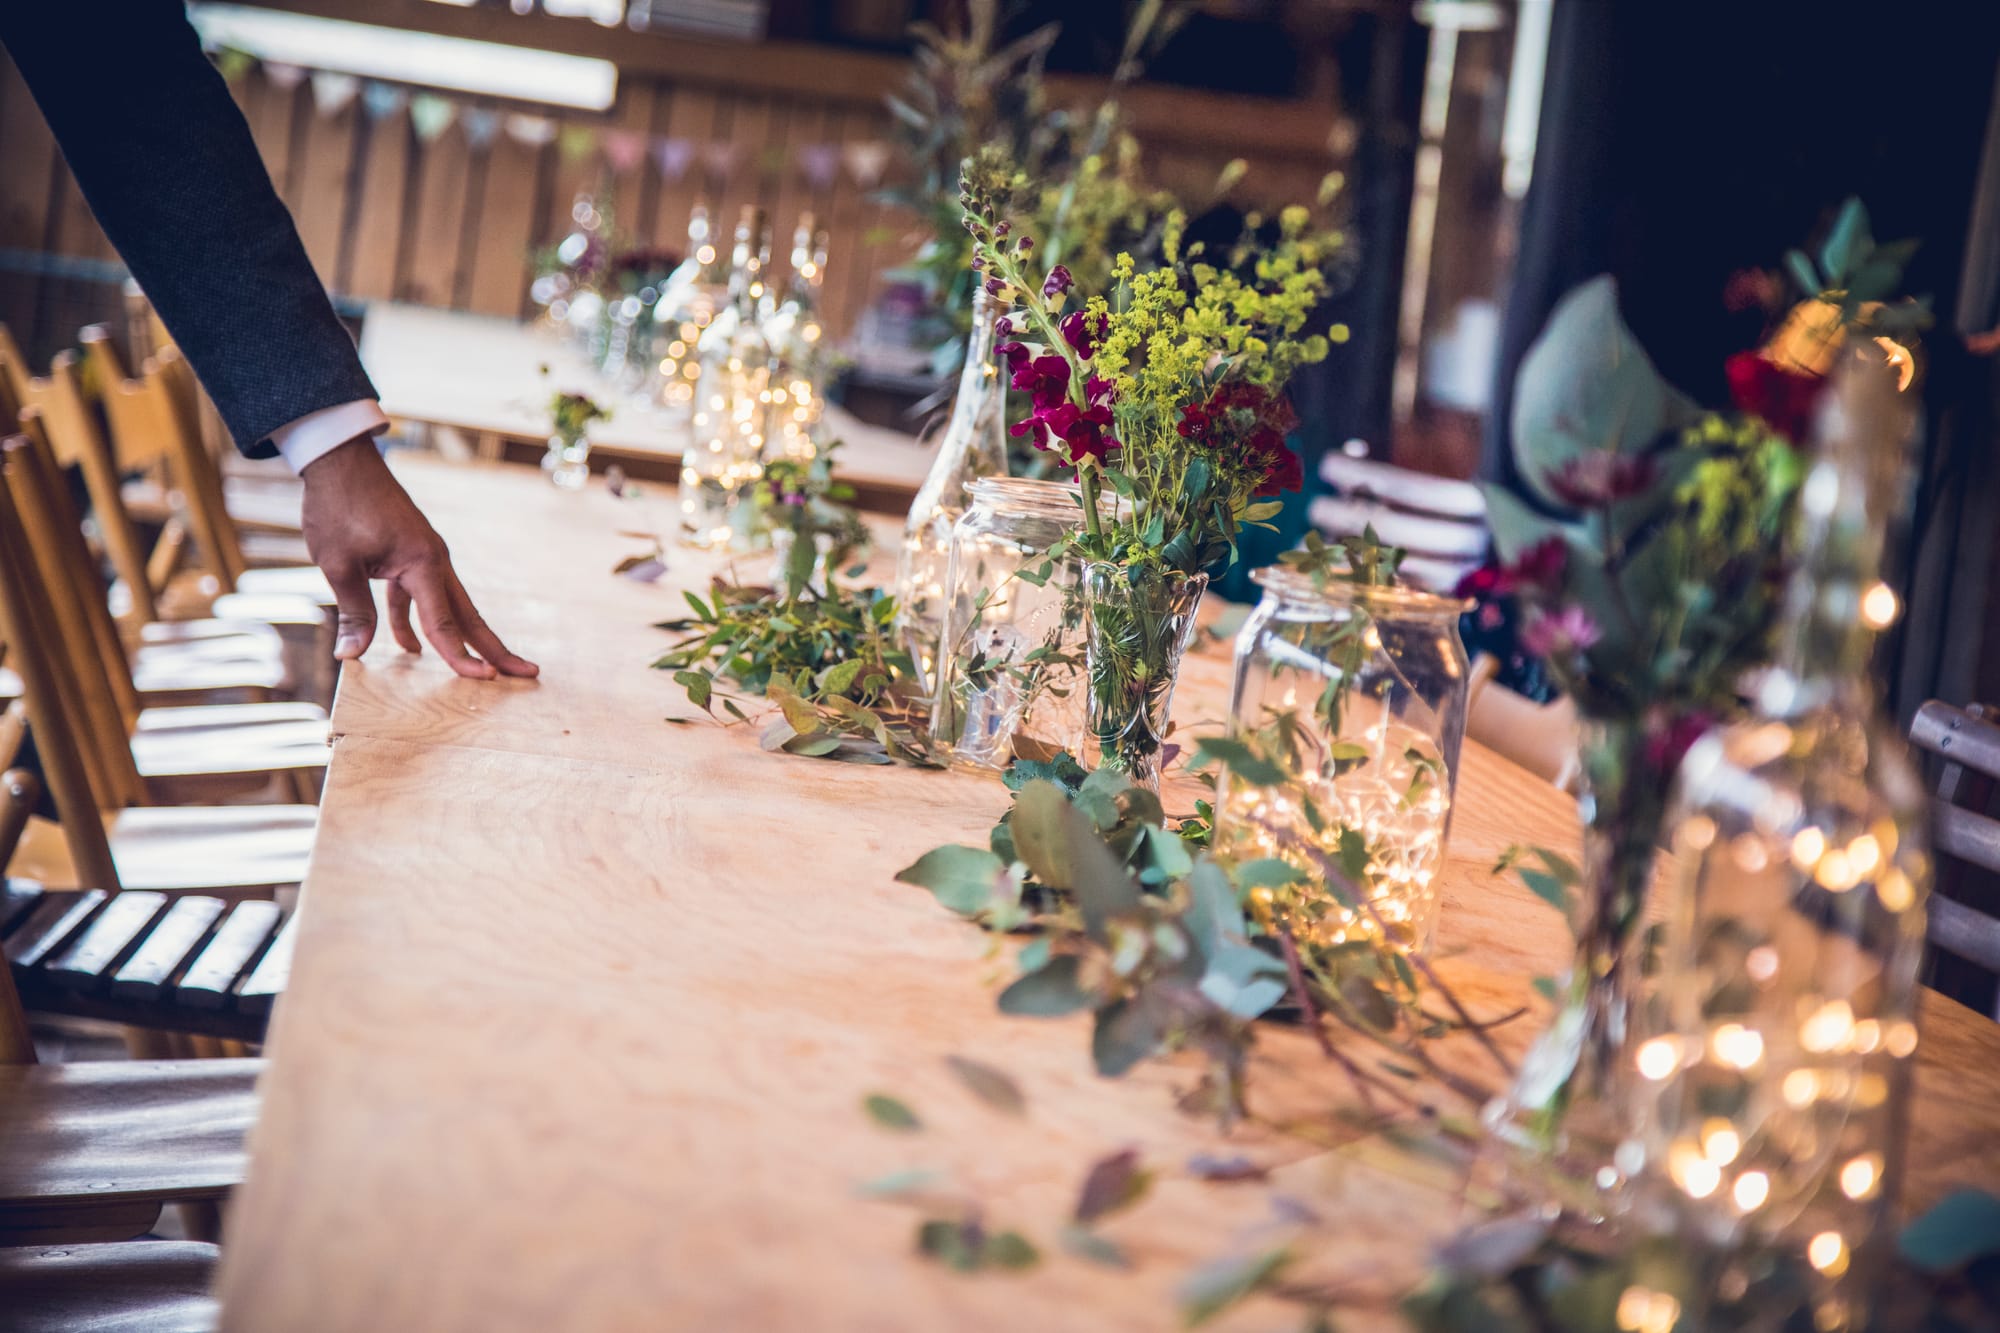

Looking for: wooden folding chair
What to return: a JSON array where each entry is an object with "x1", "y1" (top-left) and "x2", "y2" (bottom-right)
[
  {"x1": 1907, "y1": 700, "x2": 2000, "y2": 1018},
  {"x1": 0, "y1": 465, "x2": 315, "y2": 896},
  {"x1": 0, "y1": 768, "x2": 256, "y2": 1267},
  {"x1": 1, "y1": 429, "x2": 326, "y2": 803}
]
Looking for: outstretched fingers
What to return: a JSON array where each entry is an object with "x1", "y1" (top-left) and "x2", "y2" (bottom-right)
[
  {"x1": 400, "y1": 559, "x2": 496, "y2": 680},
  {"x1": 447, "y1": 567, "x2": 539, "y2": 678},
  {"x1": 386, "y1": 581, "x2": 423, "y2": 654}
]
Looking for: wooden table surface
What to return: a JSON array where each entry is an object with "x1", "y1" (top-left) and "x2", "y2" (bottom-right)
[
  {"x1": 356, "y1": 303, "x2": 939, "y2": 502},
  {"x1": 215, "y1": 456, "x2": 2000, "y2": 1331}
]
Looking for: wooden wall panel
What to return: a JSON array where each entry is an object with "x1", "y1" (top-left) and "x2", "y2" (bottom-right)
[
  {"x1": 343, "y1": 110, "x2": 412, "y2": 303},
  {"x1": 0, "y1": 56, "x2": 1345, "y2": 357}
]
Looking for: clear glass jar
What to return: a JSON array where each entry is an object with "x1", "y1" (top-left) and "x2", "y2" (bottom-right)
[
  {"x1": 646, "y1": 205, "x2": 729, "y2": 435},
  {"x1": 542, "y1": 431, "x2": 590, "y2": 490},
  {"x1": 895, "y1": 284, "x2": 1011, "y2": 699},
  {"x1": 1214, "y1": 568, "x2": 1472, "y2": 954},
  {"x1": 678, "y1": 208, "x2": 772, "y2": 550},
  {"x1": 761, "y1": 213, "x2": 831, "y2": 465},
  {"x1": 930, "y1": 477, "x2": 1093, "y2": 772},
  {"x1": 1628, "y1": 349, "x2": 1927, "y2": 1331}
]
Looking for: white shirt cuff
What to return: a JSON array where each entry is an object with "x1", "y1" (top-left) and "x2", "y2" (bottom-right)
[{"x1": 271, "y1": 400, "x2": 391, "y2": 473}]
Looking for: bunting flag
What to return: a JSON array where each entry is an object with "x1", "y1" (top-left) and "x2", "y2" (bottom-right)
[
  {"x1": 843, "y1": 140, "x2": 890, "y2": 189},
  {"x1": 361, "y1": 81, "x2": 409, "y2": 121},
  {"x1": 701, "y1": 141, "x2": 739, "y2": 181},
  {"x1": 410, "y1": 94, "x2": 457, "y2": 143},
  {"x1": 558, "y1": 125, "x2": 598, "y2": 164},
  {"x1": 309, "y1": 71, "x2": 360, "y2": 116},
  {"x1": 797, "y1": 143, "x2": 840, "y2": 190},
  {"x1": 505, "y1": 113, "x2": 558, "y2": 147},
  {"x1": 652, "y1": 137, "x2": 695, "y2": 181},
  {"x1": 263, "y1": 61, "x2": 307, "y2": 90},
  {"x1": 461, "y1": 107, "x2": 502, "y2": 148},
  {"x1": 602, "y1": 129, "x2": 648, "y2": 174}
]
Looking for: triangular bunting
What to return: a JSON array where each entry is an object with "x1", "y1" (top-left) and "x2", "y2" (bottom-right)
[
  {"x1": 410, "y1": 94, "x2": 457, "y2": 142},
  {"x1": 843, "y1": 140, "x2": 890, "y2": 188},
  {"x1": 506, "y1": 113, "x2": 558, "y2": 146},
  {"x1": 652, "y1": 137, "x2": 695, "y2": 181},
  {"x1": 309, "y1": 71, "x2": 360, "y2": 116},
  {"x1": 797, "y1": 143, "x2": 839, "y2": 190},
  {"x1": 603, "y1": 129, "x2": 647, "y2": 173},
  {"x1": 461, "y1": 107, "x2": 502, "y2": 148},
  {"x1": 361, "y1": 82, "x2": 409, "y2": 120}
]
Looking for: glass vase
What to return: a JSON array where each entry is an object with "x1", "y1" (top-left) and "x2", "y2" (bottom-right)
[
  {"x1": 930, "y1": 478, "x2": 1092, "y2": 772},
  {"x1": 678, "y1": 207, "x2": 772, "y2": 550},
  {"x1": 543, "y1": 432, "x2": 590, "y2": 490},
  {"x1": 1081, "y1": 562, "x2": 1208, "y2": 792},
  {"x1": 1214, "y1": 569, "x2": 1472, "y2": 954},
  {"x1": 1483, "y1": 717, "x2": 1669, "y2": 1215},
  {"x1": 895, "y1": 284, "x2": 1012, "y2": 700}
]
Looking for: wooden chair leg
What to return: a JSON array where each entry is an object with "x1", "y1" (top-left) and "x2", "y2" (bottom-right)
[
  {"x1": 123, "y1": 1026, "x2": 177, "y2": 1060},
  {"x1": 147, "y1": 516, "x2": 188, "y2": 594}
]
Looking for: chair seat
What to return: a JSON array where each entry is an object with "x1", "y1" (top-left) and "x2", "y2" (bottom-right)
[
  {"x1": 121, "y1": 474, "x2": 302, "y2": 533},
  {"x1": 1318, "y1": 453, "x2": 1488, "y2": 518},
  {"x1": 129, "y1": 634, "x2": 288, "y2": 702},
  {"x1": 240, "y1": 531, "x2": 313, "y2": 569},
  {"x1": 130, "y1": 703, "x2": 329, "y2": 780},
  {"x1": 1308, "y1": 494, "x2": 1490, "y2": 558},
  {"x1": 0, "y1": 1241, "x2": 221, "y2": 1332},
  {"x1": 233, "y1": 565, "x2": 333, "y2": 608},
  {"x1": 107, "y1": 807, "x2": 316, "y2": 893},
  {"x1": 0, "y1": 1060, "x2": 256, "y2": 1213}
]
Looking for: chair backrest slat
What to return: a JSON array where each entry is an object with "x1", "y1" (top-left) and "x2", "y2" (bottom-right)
[
  {"x1": 0, "y1": 767, "x2": 41, "y2": 1064},
  {"x1": 18, "y1": 352, "x2": 161, "y2": 623},
  {"x1": 0, "y1": 458, "x2": 121, "y2": 891},
  {"x1": 0, "y1": 433, "x2": 147, "y2": 809},
  {"x1": 1909, "y1": 699, "x2": 2000, "y2": 1017}
]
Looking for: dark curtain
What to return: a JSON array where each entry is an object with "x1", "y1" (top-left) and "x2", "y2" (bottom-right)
[{"x1": 1485, "y1": 0, "x2": 2000, "y2": 720}]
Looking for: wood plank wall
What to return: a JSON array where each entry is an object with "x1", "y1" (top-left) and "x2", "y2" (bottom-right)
[{"x1": 0, "y1": 41, "x2": 1341, "y2": 366}]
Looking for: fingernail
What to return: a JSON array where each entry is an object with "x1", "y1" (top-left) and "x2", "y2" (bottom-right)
[{"x1": 335, "y1": 634, "x2": 363, "y2": 659}]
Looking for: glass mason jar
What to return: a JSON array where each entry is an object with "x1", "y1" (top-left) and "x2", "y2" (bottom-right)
[
  {"x1": 542, "y1": 431, "x2": 590, "y2": 490},
  {"x1": 930, "y1": 477, "x2": 1093, "y2": 772},
  {"x1": 1213, "y1": 568, "x2": 1471, "y2": 952},
  {"x1": 1081, "y1": 562, "x2": 1209, "y2": 791},
  {"x1": 895, "y1": 284, "x2": 1011, "y2": 700},
  {"x1": 1624, "y1": 348, "x2": 1927, "y2": 1331},
  {"x1": 678, "y1": 208, "x2": 772, "y2": 550}
]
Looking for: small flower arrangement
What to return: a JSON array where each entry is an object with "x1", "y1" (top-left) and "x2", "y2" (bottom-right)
[
  {"x1": 960, "y1": 161, "x2": 1343, "y2": 577},
  {"x1": 549, "y1": 390, "x2": 609, "y2": 447}
]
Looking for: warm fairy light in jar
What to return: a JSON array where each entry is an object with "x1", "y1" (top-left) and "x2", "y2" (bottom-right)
[
  {"x1": 1682, "y1": 815, "x2": 1717, "y2": 851},
  {"x1": 1800, "y1": 999, "x2": 1855, "y2": 1054},
  {"x1": 1636, "y1": 1037, "x2": 1679, "y2": 1081},
  {"x1": 1733, "y1": 834, "x2": 1770, "y2": 872},
  {"x1": 1839, "y1": 1153, "x2": 1881, "y2": 1199},
  {"x1": 1792, "y1": 827, "x2": 1827, "y2": 869},
  {"x1": 1733, "y1": 1170, "x2": 1770, "y2": 1211},
  {"x1": 1845, "y1": 834, "x2": 1882, "y2": 877},
  {"x1": 1671, "y1": 1148, "x2": 1721, "y2": 1199},
  {"x1": 1702, "y1": 1120, "x2": 1742, "y2": 1165},
  {"x1": 1884, "y1": 1022, "x2": 1918, "y2": 1058},
  {"x1": 1711, "y1": 1023, "x2": 1765, "y2": 1070},
  {"x1": 1877, "y1": 869, "x2": 1915, "y2": 912},
  {"x1": 1809, "y1": 1231, "x2": 1849, "y2": 1276},
  {"x1": 1783, "y1": 1069, "x2": 1821, "y2": 1107},
  {"x1": 1861, "y1": 581, "x2": 1900, "y2": 628},
  {"x1": 1875, "y1": 337, "x2": 1915, "y2": 391},
  {"x1": 1746, "y1": 946, "x2": 1780, "y2": 982},
  {"x1": 1615, "y1": 1286, "x2": 1682, "y2": 1333}
]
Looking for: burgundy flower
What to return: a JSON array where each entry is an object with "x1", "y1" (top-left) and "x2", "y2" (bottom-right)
[
  {"x1": 993, "y1": 315, "x2": 1014, "y2": 337},
  {"x1": 1644, "y1": 708, "x2": 1715, "y2": 774},
  {"x1": 1084, "y1": 374, "x2": 1115, "y2": 410},
  {"x1": 1176, "y1": 401, "x2": 1214, "y2": 442},
  {"x1": 1043, "y1": 400, "x2": 1119, "y2": 464},
  {"x1": 1253, "y1": 437, "x2": 1303, "y2": 496},
  {"x1": 1519, "y1": 605, "x2": 1601, "y2": 659},
  {"x1": 1042, "y1": 264, "x2": 1073, "y2": 299},
  {"x1": 1060, "y1": 310, "x2": 1108, "y2": 360},
  {"x1": 1454, "y1": 563, "x2": 1504, "y2": 599},
  {"x1": 983, "y1": 276, "x2": 1006, "y2": 297},
  {"x1": 994, "y1": 341, "x2": 1031, "y2": 373},
  {"x1": 1016, "y1": 236, "x2": 1035, "y2": 257},
  {"x1": 1545, "y1": 450, "x2": 1659, "y2": 510},
  {"x1": 1011, "y1": 354, "x2": 1071, "y2": 410},
  {"x1": 1502, "y1": 536, "x2": 1567, "y2": 593},
  {"x1": 1726, "y1": 350, "x2": 1827, "y2": 444},
  {"x1": 1008, "y1": 414, "x2": 1050, "y2": 448}
]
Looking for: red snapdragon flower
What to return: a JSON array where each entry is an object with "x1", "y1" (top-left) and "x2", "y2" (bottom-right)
[
  {"x1": 1042, "y1": 265, "x2": 1073, "y2": 299},
  {"x1": 1012, "y1": 354, "x2": 1071, "y2": 410},
  {"x1": 1060, "y1": 310, "x2": 1107, "y2": 360},
  {"x1": 1725, "y1": 350, "x2": 1827, "y2": 444},
  {"x1": 1502, "y1": 535, "x2": 1568, "y2": 593}
]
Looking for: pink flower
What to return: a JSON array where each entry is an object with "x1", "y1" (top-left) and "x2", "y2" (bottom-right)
[
  {"x1": 1011, "y1": 354, "x2": 1071, "y2": 410},
  {"x1": 1545, "y1": 450, "x2": 1658, "y2": 509},
  {"x1": 1519, "y1": 605, "x2": 1601, "y2": 660},
  {"x1": 1726, "y1": 350, "x2": 1827, "y2": 445},
  {"x1": 994, "y1": 341, "x2": 1031, "y2": 373},
  {"x1": 1042, "y1": 265, "x2": 1073, "y2": 299}
]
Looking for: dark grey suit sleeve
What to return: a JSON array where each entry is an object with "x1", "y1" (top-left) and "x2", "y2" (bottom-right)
[{"x1": 0, "y1": 6, "x2": 377, "y2": 459}]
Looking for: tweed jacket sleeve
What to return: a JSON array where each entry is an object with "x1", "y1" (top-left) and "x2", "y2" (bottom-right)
[{"x1": 0, "y1": 5, "x2": 378, "y2": 459}]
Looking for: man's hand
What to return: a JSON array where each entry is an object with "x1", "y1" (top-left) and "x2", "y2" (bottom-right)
[{"x1": 300, "y1": 437, "x2": 539, "y2": 681}]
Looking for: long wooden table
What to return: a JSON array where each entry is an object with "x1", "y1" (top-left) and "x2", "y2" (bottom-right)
[
  {"x1": 356, "y1": 303, "x2": 940, "y2": 509},
  {"x1": 216, "y1": 456, "x2": 2000, "y2": 1331}
]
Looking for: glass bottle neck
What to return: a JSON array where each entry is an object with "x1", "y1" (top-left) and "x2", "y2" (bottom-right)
[
  {"x1": 1759, "y1": 358, "x2": 1912, "y2": 719},
  {"x1": 944, "y1": 287, "x2": 1005, "y2": 432}
]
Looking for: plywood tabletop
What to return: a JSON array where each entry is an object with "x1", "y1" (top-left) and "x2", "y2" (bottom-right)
[
  {"x1": 214, "y1": 456, "x2": 2000, "y2": 1332},
  {"x1": 355, "y1": 303, "x2": 940, "y2": 496}
]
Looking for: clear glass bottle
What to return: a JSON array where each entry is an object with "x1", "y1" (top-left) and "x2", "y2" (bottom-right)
[
  {"x1": 761, "y1": 212, "x2": 831, "y2": 466},
  {"x1": 678, "y1": 207, "x2": 772, "y2": 550},
  {"x1": 647, "y1": 205, "x2": 730, "y2": 436},
  {"x1": 1631, "y1": 347, "x2": 1928, "y2": 1331},
  {"x1": 930, "y1": 477, "x2": 1094, "y2": 773},
  {"x1": 1214, "y1": 569, "x2": 1472, "y2": 953},
  {"x1": 895, "y1": 284, "x2": 1011, "y2": 699}
]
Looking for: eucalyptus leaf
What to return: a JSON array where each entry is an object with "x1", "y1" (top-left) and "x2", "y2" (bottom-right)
[
  {"x1": 1200, "y1": 942, "x2": 1289, "y2": 1019},
  {"x1": 864, "y1": 1093, "x2": 921, "y2": 1132},
  {"x1": 1092, "y1": 996, "x2": 1163, "y2": 1077},
  {"x1": 855, "y1": 1166, "x2": 944, "y2": 1198},
  {"x1": 896, "y1": 845, "x2": 1020, "y2": 918},
  {"x1": 1059, "y1": 1224, "x2": 1133, "y2": 1269},
  {"x1": 998, "y1": 955, "x2": 1093, "y2": 1016},
  {"x1": 944, "y1": 1054, "x2": 1027, "y2": 1117},
  {"x1": 1178, "y1": 1247, "x2": 1293, "y2": 1327},
  {"x1": 1075, "y1": 1148, "x2": 1152, "y2": 1223},
  {"x1": 1012, "y1": 780, "x2": 1140, "y2": 941}
]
